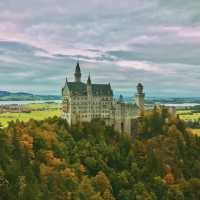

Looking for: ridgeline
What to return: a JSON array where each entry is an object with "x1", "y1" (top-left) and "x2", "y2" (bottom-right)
[{"x1": 0, "y1": 91, "x2": 60, "y2": 101}]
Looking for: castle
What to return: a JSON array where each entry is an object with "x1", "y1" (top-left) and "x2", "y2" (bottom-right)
[{"x1": 62, "y1": 62, "x2": 145, "y2": 135}]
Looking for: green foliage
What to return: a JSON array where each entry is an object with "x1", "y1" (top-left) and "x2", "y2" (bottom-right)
[{"x1": 0, "y1": 108, "x2": 199, "y2": 199}]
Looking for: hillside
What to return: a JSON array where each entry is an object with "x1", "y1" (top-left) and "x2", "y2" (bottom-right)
[
  {"x1": 123, "y1": 96, "x2": 200, "y2": 105},
  {"x1": 0, "y1": 91, "x2": 61, "y2": 101},
  {"x1": 0, "y1": 108, "x2": 200, "y2": 200},
  {"x1": 0, "y1": 90, "x2": 199, "y2": 105}
]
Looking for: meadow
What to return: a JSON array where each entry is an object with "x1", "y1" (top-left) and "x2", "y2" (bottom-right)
[
  {"x1": 177, "y1": 110, "x2": 200, "y2": 120},
  {"x1": 177, "y1": 109, "x2": 200, "y2": 135},
  {"x1": 1, "y1": 102, "x2": 200, "y2": 137},
  {"x1": 0, "y1": 102, "x2": 61, "y2": 127}
]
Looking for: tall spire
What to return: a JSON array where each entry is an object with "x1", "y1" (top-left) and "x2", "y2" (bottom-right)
[
  {"x1": 87, "y1": 73, "x2": 92, "y2": 96},
  {"x1": 74, "y1": 61, "x2": 81, "y2": 82},
  {"x1": 87, "y1": 73, "x2": 91, "y2": 85}
]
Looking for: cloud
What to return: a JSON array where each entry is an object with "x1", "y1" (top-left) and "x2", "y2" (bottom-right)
[
  {"x1": 0, "y1": 0, "x2": 199, "y2": 96},
  {"x1": 115, "y1": 60, "x2": 164, "y2": 73},
  {"x1": 160, "y1": 26, "x2": 200, "y2": 39}
]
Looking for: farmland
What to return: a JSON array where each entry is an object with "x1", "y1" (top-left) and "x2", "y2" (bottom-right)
[
  {"x1": 1, "y1": 101, "x2": 200, "y2": 137},
  {"x1": 0, "y1": 102, "x2": 61, "y2": 127},
  {"x1": 177, "y1": 108, "x2": 200, "y2": 135}
]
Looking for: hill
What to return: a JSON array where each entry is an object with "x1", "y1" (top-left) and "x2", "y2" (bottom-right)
[
  {"x1": 123, "y1": 96, "x2": 200, "y2": 105},
  {"x1": 0, "y1": 108, "x2": 200, "y2": 199},
  {"x1": 0, "y1": 91, "x2": 61, "y2": 101}
]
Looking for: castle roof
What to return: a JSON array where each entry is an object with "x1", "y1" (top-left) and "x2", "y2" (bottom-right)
[
  {"x1": 66, "y1": 82, "x2": 113, "y2": 96},
  {"x1": 75, "y1": 61, "x2": 81, "y2": 74},
  {"x1": 137, "y1": 83, "x2": 143, "y2": 88},
  {"x1": 87, "y1": 74, "x2": 91, "y2": 85}
]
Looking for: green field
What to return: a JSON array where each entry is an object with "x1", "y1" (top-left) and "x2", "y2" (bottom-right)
[
  {"x1": 1, "y1": 103, "x2": 200, "y2": 136},
  {"x1": 177, "y1": 109, "x2": 200, "y2": 135},
  {"x1": 0, "y1": 103, "x2": 61, "y2": 127},
  {"x1": 177, "y1": 109, "x2": 200, "y2": 121}
]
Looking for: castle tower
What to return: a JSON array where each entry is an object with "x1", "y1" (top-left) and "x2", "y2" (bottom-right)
[
  {"x1": 135, "y1": 83, "x2": 145, "y2": 110},
  {"x1": 118, "y1": 94, "x2": 124, "y2": 103},
  {"x1": 86, "y1": 74, "x2": 92, "y2": 121},
  {"x1": 65, "y1": 77, "x2": 68, "y2": 85},
  {"x1": 74, "y1": 61, "x2": 81, "y2": 82},
  {"x1": 87, "y1": 73, "x2": 92, "y2": 96}
]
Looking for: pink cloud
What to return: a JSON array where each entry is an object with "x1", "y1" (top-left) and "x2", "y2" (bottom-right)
[
  {"x1": 116, "y1": 60, "x2": 160, "y2": 72},
  {"x1": 160, "y1": 26, "x2": 200, "y2": 39}
]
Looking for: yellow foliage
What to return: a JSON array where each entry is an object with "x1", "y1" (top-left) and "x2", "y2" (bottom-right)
[
  {"x1": 40, "y1": 163, "x2": 53, "y2": 177},
  {"x1": 60, "y1": 168, "x2": 75, "y2": 178},
  {"x1": 80, "y1": 164, "x2": 86, "y2": 174},
  {"x1": 38, "y1": 130, "x2": 57, "y2": 144},
  {"x1": 44, "y1": 150, "x2": 54, "y2": 160},
  {"x1": 187, "y1": 128, "x2": 198, "y2": 136},
  {"x1": 50, "y1": 157, "x2": 63, "y2": 167},
  {"x1": 102, "y1": 189, "x2": 115, "y2": 200},
  {"x1": 42, "y1": 150, "x2": 63, "y2": 167},
  {"x1": 95, "y1": 171, "x2": 112, "y2": 193}
]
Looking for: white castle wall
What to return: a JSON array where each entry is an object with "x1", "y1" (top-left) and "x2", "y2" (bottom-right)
[
  {"x1": 62, "y1": 89, "x2": 144, "y2": 135},
  {"x1": 62, "y1": 63, "x2": 145, "y2": 135}
]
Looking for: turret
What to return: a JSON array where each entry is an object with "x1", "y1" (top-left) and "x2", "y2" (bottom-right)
[
  {"x1": 62, "y1": 77, "x2": 69, "y2": 96},
  {"x1": 74, "y1": 61, "x2": 81, "y2": 82},
  {"x1": 118, "y1": 94, "x2": 124, "y2": 103},
  {"x1": 135, "y1": 83, "x2": 145, "y2": 110},
  {"x1": 87, "y1": 73, "x2": 92, "y2": 96},
  {"x1": 108, "y1": 83, "x2": 113, "y2": 96}
]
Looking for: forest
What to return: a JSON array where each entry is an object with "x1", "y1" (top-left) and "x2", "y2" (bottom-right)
[{"x1": 0, "y1": 106, "x2": 200, "y2": 200}]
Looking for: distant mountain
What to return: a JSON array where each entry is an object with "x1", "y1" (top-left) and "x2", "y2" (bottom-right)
[
  {"x1": 144, "y1": 97, "x2": 200, "y2": 104},
  {"x1": 114, "y1": 95, "x2": 200, "y2": 105},
  {"x1": 1, "y1": 90, "x2": 200, "y2": 103},
  {"x1": 0, "y1": 91, "x2": 61, "y2": 101}
]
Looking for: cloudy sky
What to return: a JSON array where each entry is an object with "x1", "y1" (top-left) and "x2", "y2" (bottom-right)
[{"x1": 0, "y1": 0, "x2": 199, "y2": 97}]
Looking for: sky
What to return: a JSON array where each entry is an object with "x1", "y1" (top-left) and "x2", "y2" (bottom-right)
[{"x1": 0, "y1": 0, "x2": 200, "y2": 97}]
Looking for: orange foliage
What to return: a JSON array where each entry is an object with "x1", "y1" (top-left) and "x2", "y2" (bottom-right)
[
  {"x1": 37, "y1": 131, "x2": 57, "y2": 145},
  {"x1": 43, "y1": 150, "x2": 63, "y2": 167},
  {"x1": 60, "y1": 168, "x2": 75, "y2": 178},
  {"x1": 50, "y1": 157, "x2": 63, "y2": 167},
  {"x1": 44, "y1": 150, "x2": 54, "y2": 160},
  {"x1": 187, "y1": 128, "x2": 199, "y2": 136},
  {"x1": 164, "y1": 172, "x2": 175, "y2": 185},
  {"x1": 21, "y1": 134, "x2": 33, "y2": 149}
]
